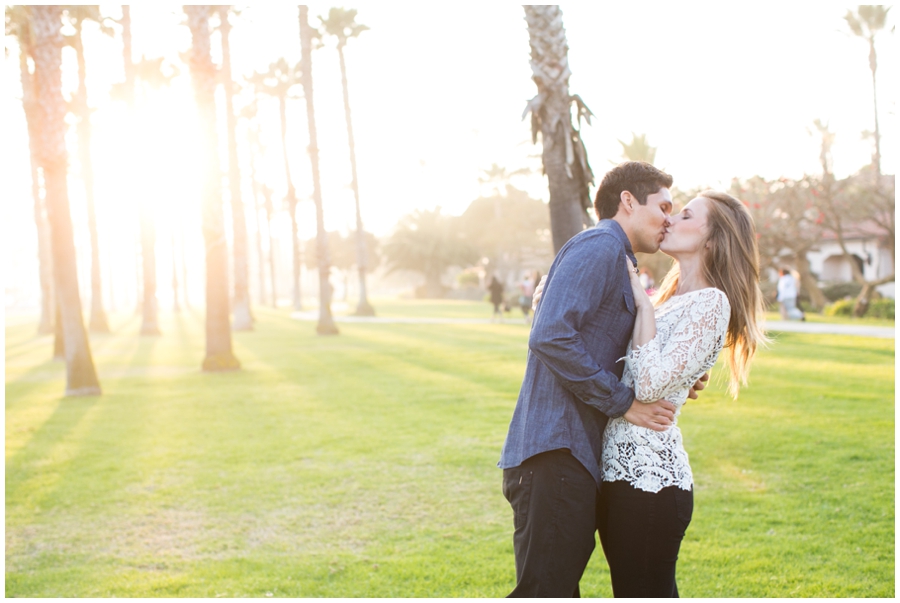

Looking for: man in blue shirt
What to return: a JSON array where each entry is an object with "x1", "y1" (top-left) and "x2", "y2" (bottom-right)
[{"x1": 499, "y1": 162, "x2": 680, "y2": 597}]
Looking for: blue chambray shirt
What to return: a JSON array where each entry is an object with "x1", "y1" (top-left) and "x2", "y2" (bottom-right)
[{"x1": 498, "y1": 220, "x2": 637, "y2": 487}]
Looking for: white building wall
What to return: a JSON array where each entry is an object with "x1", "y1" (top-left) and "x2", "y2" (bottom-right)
[{"x1": 806, "y1": 238, "x2": 894, "y2": 299}]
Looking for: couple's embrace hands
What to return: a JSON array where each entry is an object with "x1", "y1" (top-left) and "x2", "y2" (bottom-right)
[{"x1": 530, "y1": 266, "x2": 709, "y2": 432}]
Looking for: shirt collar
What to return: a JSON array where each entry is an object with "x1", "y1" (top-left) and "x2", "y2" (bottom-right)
[{"x1": 596, "y1": 219, "x2": 637, "y2": 266}]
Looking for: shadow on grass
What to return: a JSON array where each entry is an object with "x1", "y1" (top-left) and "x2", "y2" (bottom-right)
[{"x1": 6, "y1": 394, "x2": 99, "y2": 506}]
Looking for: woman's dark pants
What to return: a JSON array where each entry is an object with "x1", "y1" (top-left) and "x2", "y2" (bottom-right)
[{"x1": 597, "y1": 480, "x2": 693, "y2": 598}]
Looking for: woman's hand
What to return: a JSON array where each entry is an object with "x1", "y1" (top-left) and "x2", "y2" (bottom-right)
[
  {"x1": 628, "y1": 260, "x2": 652, "y2": 310},
  {"x1": 531, "y1": 275, "x2": 548, "y2": 310}
]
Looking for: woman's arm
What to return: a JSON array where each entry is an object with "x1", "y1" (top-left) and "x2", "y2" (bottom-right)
[{"x1": 629, "y1": 288, "x2": 730, "y2": 403}]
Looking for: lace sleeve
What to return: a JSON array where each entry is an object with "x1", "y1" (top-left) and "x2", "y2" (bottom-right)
[{"x1": 626, "y1": 289, "x2": 730, "y2": 402}]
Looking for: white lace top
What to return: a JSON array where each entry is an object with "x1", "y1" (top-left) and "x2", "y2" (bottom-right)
[{"x1": 602, "y1": 287, "x2": 731, "y2": 493}]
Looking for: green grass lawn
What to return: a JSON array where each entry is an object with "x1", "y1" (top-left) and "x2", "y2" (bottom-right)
[
  {"x1": 764, "y1": 310, "x2": 895, "y2": 328},
  {"x1": 5, "y1": 301, "x2": 894, "y2": 597}
]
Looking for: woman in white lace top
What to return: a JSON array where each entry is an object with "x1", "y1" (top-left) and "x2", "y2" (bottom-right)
[{"x1": 598, "y1": 191, "x2": 768, "y2": 598}]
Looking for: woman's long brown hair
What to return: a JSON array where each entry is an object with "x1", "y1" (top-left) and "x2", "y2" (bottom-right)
[{"x1": 653, "y1": 191, "x2": 769, "y2": 398}]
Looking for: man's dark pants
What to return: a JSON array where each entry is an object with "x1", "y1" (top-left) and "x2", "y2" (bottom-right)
[{"x1": 502, "y1": 449, "x2": 599, "y2": 597}]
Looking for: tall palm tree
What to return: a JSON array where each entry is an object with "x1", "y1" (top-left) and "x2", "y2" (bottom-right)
[
  {"x1": 844, "y1": 5, "x2": 891, "y2": 175},
  {"x1": 299, "y1": 5, "x2": 338, "y2": 335},
  {"x1": 261, "y1": 183, "x2": 279, "y2": 308},
  {"x1": 112, "y1": 7, "x2": 159, "y2": 334},
  {"x1": 30, "y1": 5, "x2": 101, "y2": 396},
  {"x1": 65, "y1": 6, "x2": 112, "y2": 333},
  {"x1": 522, "y1": 5, "x2": 595, "y2": 254},
  {"x1": 171, "y1": 232, "x2": 180, "y2": 312},
  {"x1": 248, "y1": 58, "x2": 303, "y2": 310},
  {"x1": 217, "y1": 6, "x2": 252, "y2": 330},
  {"x1": 136, "y1": 55, "x2": 180, "y2": 322},
  {"x1": 184, "y1": 5, "x2": 240, "y2": 371},
  {"x1": 6, "y1": 6, "x2": 54, "y2": 335},
  {"x1": 240, "y1": 99, "x2": 270, "y2": 308},
  {"x1": 319, "y1": 7, "x2": 374, "y2": 316}
]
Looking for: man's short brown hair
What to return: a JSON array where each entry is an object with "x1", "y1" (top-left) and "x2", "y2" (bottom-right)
[{"x1": 594, "y1": 161, "x2": 673, "y2": 220}]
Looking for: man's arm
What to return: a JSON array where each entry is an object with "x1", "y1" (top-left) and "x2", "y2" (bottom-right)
[
  {"x1": 528, "y1": 234, "x2": 638, "y2": 419},
  {"x1": 531, "y1": 259, "x2": 676, "y2": 430}
]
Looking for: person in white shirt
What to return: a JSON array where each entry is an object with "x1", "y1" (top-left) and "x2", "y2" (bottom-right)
[{"x1": 777, "y1": 268, "x2": 805, "y2": 320}]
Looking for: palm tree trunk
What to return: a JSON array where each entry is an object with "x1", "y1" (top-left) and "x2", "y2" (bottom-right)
[
  {"x1": 299, "y1": 6, "x2": 338, "y2": 335},
  {"x1": 171, "y1": 233, "x2": 180, "y2": 312},
  {"x1": 185, "y1": 5, "x2": 240, "y2": 371},
  {"x1": 121, "y1": 6, "x2": 144, "y2": 321},
  {"x1": 19, "y1": 44, "x2": 55, "y2": 334},
  {"x1": 248, "y1": 152, "x2": 268, "y2": 307},
  {"x1": 120, "y1": 6, "x2": 135, "y2": 105},
  {"x1": 277, "y1": 95, "x2": 302, "y2": 311},
  {"x1": 218, "y1": 7, "x2": 252, "y2": 331},
  {"x1": 263, "y1": 190, "x2": 278, "y2": 308},
  {"x1": 121, "y1": 6, "x2": 156, "y2": 330},
  {"x1": 180, "y1": 223, "x2": 190, "y2": 309},
  {"x1": 32, "y1": 5, "x2": 101, "y2": 396},
  {"x1": 139, "y1": 206, "x2": 160, "y2": 334},
  {"x1": 35, "y1": 162, "x2": 55, "y2": 335},
  {"x1": 868, "y1": 37, "x2": 881, "y2": 175},
  {"x1": 523, "y1": 6, "x2": 592, "y2": 254},
  {"x1": 336, "y1": 46, "x2": 374, "y2": 316},
  {"x1": 72, "y1": 22, "x2": 110, "y2": 333}
]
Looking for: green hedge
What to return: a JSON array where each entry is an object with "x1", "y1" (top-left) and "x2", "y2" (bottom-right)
[
  {"x1": 867, "y1": 298, "x2": 895, "y2": 319},
  {"x1": 825, "y1": 297, "x2": 894, "y2": 319},
  {"x1": 821, "y1": 282, "x2": 863, "y2": 302}
]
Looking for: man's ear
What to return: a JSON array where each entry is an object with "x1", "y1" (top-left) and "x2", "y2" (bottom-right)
[{"x1": 620, "y1": 191, "x2": 635, "y2": 214}]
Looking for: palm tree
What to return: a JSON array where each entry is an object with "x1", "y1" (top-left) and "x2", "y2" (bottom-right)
[
  {"x1": 319, "y1": 7, "x2": 374, "y2": 316},
  {"x1": 239, "y1": 99, "x2": 269, "y2": 308},
  {"x1": 30, "y1": 5, "x2": 101, "y2": 396},
  {"x1": 844, "y1": 5, "x2": 891, "y2": 175},
  {"x1": 261, "y1": 183, "x2": 279, "y2": 308},
  {"x1": 522, "y1": 5, "x2": 595, "y2": 254},
  {"x1": 112, "y1": 7, "x2": 162, "y2": 334},
  {"x1": 184, "y1": 5, "x2": 240, "y2": 371},
  {"x1": 299, "y1": 6, "x2": 338, "y2": 335},
  {"x1": 65, "y1": 6, "x2": 112, "y2": 334},
  {"x1": 170, "y1": 233, "x2": 180, "y2": 312},
  {"x1": 618, "y1": 132, "x2": 657, "y2": 164},
  {"x1": 6, "y1": 6, "x2": 54, "y2": 335},
  {"x1": 248, "y1": 58, "x2": 303, "y2": 310},
  {"x1": 136, "y1": 55, "x2": 179, "y2": 324},
  {"x1": 217, "y1": 6, "x2": 252, "y2": 330}
]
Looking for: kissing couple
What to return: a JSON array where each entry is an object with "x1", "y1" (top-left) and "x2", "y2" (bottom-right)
[{"x1": 499, "y1": 161, "x2": 768, "y2": 597}]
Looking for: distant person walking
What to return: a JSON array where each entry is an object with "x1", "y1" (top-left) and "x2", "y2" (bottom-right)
[
  {"x1": 488, "y1": 276, "x2": 505, "y2": 323},
  {"x1": 777, "y1": 267, "x2": 805, "y2": 321},
  {"x1": 519, "y1": 272, "x2": 539, "y2": 325}
]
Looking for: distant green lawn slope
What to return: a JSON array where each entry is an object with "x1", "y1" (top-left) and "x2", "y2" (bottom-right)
[{"x1": 5, "y1": 302, "x2": 894, "y2": 597}]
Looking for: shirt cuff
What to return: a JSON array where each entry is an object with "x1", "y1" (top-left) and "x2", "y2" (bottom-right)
[{"x1": 606, "y1": 383, "x2": 635, "y2": 418}]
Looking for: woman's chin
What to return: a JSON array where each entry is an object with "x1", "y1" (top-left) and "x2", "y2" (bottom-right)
[{"x1": 658, "y1": 241, "x2": 674, "y2": 256}]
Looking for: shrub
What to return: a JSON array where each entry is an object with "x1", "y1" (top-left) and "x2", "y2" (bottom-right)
[
  {"x1": 867, "y1": 299, "x2": 895, "y2": 320},
  {"x1": 456, "y1": 269, "x2": 481, "y2": 289},
  {"x1": 825, "y1": 299, "x2": 854, "y2": 317},
  {"x1": 822, "y1": 282, "x2": 863, "y2": 302}
]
